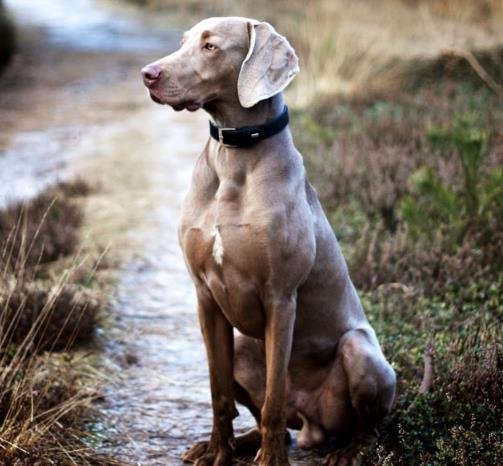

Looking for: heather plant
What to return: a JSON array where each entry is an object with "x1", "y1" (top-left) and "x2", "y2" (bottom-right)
[
  {"x1": 361, "y1": 279, "x2": 503, "y2": 466},
  {"x1": 0, "y1": 181, "x2": 117, "y2": 465},
  {"x1": 399, "y1": 114, "x2": 502, "y2": 244},
  {"x1": 0, "y1": 188, "x2": 83, "y2": 271},
  {"x1": 335, "y1": 109, "x2": 503, "y2": 294}
]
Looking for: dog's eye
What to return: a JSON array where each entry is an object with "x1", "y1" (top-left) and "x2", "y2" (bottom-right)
[{"x1": 203, "y1": 43, "x2": 217, "y2": 51}]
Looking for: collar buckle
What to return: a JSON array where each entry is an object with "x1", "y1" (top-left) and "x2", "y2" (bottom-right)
[
  {"x1": 209, "y1": 105, "x2": 289, "y2": 149},
  {"x1": 218, "y1": 127, "x2": 238, "y2": 148}
]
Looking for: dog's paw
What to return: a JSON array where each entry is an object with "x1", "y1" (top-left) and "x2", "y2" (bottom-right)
[
  {"x1": 182, "y1": 440, "x2": 233, "y2": 466},
  {"x1": 181, "y1": 441, "x2": 208, "y2": 463},
  {"x1": 256, "y1": 446, "x2": 290, "y2": 466},
  {"x1": 194, "y1": 449, "x2": 233, "y2": 466}
]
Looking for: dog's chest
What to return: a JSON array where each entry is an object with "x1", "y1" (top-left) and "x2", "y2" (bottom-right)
[
  {"x1": 180, "y1": 206, "x2": 270, "y2": 283},
  {"x1": 179, "y1": 150, "x2": 315, "y2": 336},
  {"x1": 179, "y1": 161, "x2": 286, "y2": 329},
  {"x1": 181, "y1": 156, "x2": 270, "y2": 274},
  {"x1": 180, "y1": 200, "x2": 271, "y2": 337}
]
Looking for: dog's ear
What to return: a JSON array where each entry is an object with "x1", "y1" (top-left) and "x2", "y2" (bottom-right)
[{"x1": 237, "y1": 21, "x2": 299, "y2": 108}]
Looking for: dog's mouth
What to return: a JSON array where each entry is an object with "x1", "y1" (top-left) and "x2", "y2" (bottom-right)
[
  {"x1": 150, "y1": 93, "x2": 164, "y2": 105},
  {"x1": 148, "y1": 91, "x2": 201, "y2": 112}
]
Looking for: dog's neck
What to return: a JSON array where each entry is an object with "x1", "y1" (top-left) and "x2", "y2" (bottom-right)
[{"x1": 204, "y1": 93, "x2": 285, "y2": 129}]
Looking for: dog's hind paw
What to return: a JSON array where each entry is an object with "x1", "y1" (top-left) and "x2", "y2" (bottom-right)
[{"x1": 322, "y1": 448, "x2": 360, "y2": 466}]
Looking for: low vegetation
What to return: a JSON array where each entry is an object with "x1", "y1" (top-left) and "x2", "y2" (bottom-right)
[
  {"x1": 0, "y1": 181, "x2": 119, "y2": 465},
  {"x1": 293, "y1": 60, "x2": 502, "y2": 464}
]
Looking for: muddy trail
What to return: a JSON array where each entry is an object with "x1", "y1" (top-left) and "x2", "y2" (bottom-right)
[{"x1": 0, "y1": 1, "x2": 321, "y2": 465}]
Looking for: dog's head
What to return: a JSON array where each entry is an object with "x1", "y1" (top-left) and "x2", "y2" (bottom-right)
[{"x1": 141, "y1": 17, "x2": 299, "y2": 111}]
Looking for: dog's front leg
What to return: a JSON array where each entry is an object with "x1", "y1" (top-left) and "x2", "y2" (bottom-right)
[
  {"x1": 258, "y1": 295, "x2": 296, "y2": 466},
  {"x1": 194, "y1": 285, "x2": 235, "y2": 466}
]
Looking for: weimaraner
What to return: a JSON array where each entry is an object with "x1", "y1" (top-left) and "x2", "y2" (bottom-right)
[{"x1": 141, "y1": 17, "x2": 396, "y2": 466}]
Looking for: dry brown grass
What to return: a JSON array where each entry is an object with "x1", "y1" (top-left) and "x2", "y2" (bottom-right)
[
  {"x1": 0, "y1": 184, "x2": 84, "y2": 272},
  {"x1": 0, "y1": 352, "x2": 113, "y2": 465},
  {"x1": 122, "y1": 0, "x2": 503, "y2": 104},
  {"x1": 0, "y1": 180, "x2": 122, "y2": 465},
  {"x1": 1, "y1": 282, "x2": 100, "y2": 352},
  {"x1": 286, "y1": 0, "x2": 503, "y2": 103}
]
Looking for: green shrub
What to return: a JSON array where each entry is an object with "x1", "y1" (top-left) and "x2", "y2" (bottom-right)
[
  {"x1": 399, "y1": 167, "x2": 460, "y2": 242},
  {"x1": 361, "y1": 280, "x2": 503, "y2": 466},
  {"x1": 428, "y1": 115, "x2": 488, "y2": 216},
  {"x1": 399, "y1": 114, "x2": 502, "y2": 244}
]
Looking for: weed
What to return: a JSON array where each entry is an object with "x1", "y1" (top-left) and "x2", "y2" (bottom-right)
[
  {"x1": 400, "y1": 114, "x2": 502, "y2": 244},
  {"x1": 0, "y1": 180, "x2": 117, "y2": 465},
  {"x1": 0, "y1": 186, "x2": 83, "y2": 271}
]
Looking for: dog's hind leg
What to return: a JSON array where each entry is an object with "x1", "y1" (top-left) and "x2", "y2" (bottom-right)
[
  {"x1": 233, "y1": 333, "x2": 266, "y2": 422},
  {"x1": 322, "y1": 328, "x2": 396, "y2": 466},
  {"x1": 232, "y1": 380, "x2": 263, "y2": 456}
]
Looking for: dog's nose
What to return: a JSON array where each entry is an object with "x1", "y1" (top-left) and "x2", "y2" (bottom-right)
[{"x1": 141, "y1": 64, "x2": 162, "y2": 87}]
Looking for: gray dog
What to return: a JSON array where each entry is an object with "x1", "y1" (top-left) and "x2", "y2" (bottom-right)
[{"x1": 142, "y1": 17, "x2": 396, "y2": 466}]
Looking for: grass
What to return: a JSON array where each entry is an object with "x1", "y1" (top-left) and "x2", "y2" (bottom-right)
[
  {"x1": 0, "y1": 180, "x2": 122, "y2": 465},
  {"x1": 0, "y1": 187, "x2": 84, "y2": 271}
]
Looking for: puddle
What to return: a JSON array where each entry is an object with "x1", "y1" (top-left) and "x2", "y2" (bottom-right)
[{"x1": 0, "y1": 125, "x2": 92, "y2": 208}]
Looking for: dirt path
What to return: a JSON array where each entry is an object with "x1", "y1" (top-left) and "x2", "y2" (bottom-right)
[
  {"x1": 0, "y1": 0, "x2": 175, "y2": 206},
  {"x1": 83, "y1": 107, "x2": 221, "y2": 465},
  {"x1": 0, "y1": 1, "x2": 321, "y2": 464}
]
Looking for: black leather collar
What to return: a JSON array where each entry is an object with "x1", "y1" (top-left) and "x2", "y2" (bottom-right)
[{"x1": 209, "y1": 105, "x2": 289, "y2": 148}]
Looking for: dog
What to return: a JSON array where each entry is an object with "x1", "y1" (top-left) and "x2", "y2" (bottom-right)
[{"x1": 141, "y1": 17, "x2": 396, "y2": 466}]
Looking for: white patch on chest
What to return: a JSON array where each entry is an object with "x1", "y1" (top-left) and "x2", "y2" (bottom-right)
[{"x1": 211, "y1": 226, "x2": 224, "y2": 265}]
